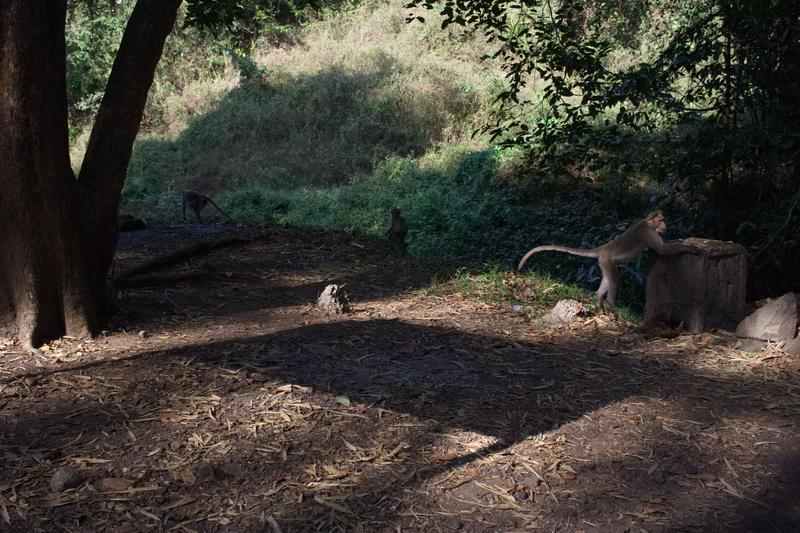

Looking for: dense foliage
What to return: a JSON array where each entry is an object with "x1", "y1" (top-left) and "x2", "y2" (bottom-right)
[
  {"x1": 184, "y1": 0, "x2": 326, "y2": 49},
  {"x1": 66, "y1": 0, "x2": 329, "y2": 131},
  {"x1": 61, "y1": 0, "x2": 799, "y2": 306},
  {"x1": 407, "y1": 0, "x2": 800, "y2": 293}
]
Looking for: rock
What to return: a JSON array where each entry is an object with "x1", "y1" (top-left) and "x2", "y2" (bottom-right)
[
  {"x1": 780, "y1": 337, "x2": 800, "y2": 357},
  {"x1": 50, "y1": 466, "x2": 83, "y2": 492},
  {"x1": 736, "y1": 292, "x2": 798, "y2": 341},
  {"x1": 536, "y1": 299, "x2": 588, "y2": 328},
  {"x1": 734, "y1": 338, "x2": 767, "y2": 353},
  {"x1": 317, "y1": 284, "x2": 350, "y2": 315}
]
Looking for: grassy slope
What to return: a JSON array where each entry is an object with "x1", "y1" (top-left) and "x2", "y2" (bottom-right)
[
  {"x1": 118, "y1": 0, "x2": 649, "y2": 315},
  {"x1": 122, "y1": 0, "x2": 499, "y2": 205}
]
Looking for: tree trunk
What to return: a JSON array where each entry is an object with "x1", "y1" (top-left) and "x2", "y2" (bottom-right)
[
  {"x1": 0, "y1": 0, "x2": 181, "y2": 348},
  {"x1": 0, "y1": 1, "x2": 96, "y2": 347},
  {"x1": 645, "y1": 238, "x2": 747, "y2": 333},
  {"x1": 78, "y1": 0, "x2": 182, "y2": 310}
]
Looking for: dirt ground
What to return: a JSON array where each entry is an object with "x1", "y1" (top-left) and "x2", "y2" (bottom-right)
[{"x1": 1, "y1": 224, "x2": 799, "y2": 533}]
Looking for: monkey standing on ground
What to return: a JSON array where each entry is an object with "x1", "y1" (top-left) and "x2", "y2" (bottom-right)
[
  {"x1": 182, "y1": 191, "x2": 233, "y2": 223},
  {"x1": 517, "y1": 211, "x2": 698, "y2": 315},
  {"x1": 386, "y1": 207, "x2": 408, "y2": 250}
]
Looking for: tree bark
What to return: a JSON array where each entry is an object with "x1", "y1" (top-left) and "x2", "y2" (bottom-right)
[
  {"x1": 0, "y1": 1, "x2": 96, "y2": 347},
  {"x1": 78, "y1": 0, "x2": 182, "y2": 309},
  {"x1": 645, "y1": 238, "x2": 747, "y2": 333},
  {"x1": 0, "y1": 0, "x2": 181, "y2": 348}
]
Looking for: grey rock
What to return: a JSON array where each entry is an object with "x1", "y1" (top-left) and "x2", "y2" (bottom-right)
[
  {"x1": 536, "y1": 299, "x2": 588, "y2": 328},
  {"x1": 50, "y1": 466, "x2": 83, "y2": 492},
  {"x1": 736, "y1": 293, "x2": 797, "y2": 341},
  {"x1": 780, "y1": 336, "x2": 800, "y2": 357},
  {"x1": 317, "y1": 284, "x2": 350, "y2": 315},
  {"x1": 734, "y1": 338, "x2": 767, "y2": 353}
]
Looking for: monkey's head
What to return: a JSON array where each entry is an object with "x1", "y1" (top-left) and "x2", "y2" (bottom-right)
[
  {"x1": 390, "y1": 207, "x2": 400, "y2": 217},
  {"x1": 645, "y1": 210, "x2": 667, "y2": 235}
]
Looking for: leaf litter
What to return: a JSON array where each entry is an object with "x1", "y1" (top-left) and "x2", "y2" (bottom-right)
[{"x1": 0, "y1": 224, "x2": 798, "y2": 531}]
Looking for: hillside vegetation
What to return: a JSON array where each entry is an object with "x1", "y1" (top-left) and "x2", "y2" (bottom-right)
[
  {"x1": 64, "y1": 0, "x2": 798, "y2": 310},
  {"x1": 116, "y1": 0, "x2": 646, "y2": 252}
]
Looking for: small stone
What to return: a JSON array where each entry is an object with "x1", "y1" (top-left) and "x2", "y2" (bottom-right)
[
  {"x1": 50, "y1": 466, "x2": 83, "y2": 492},
  {"x1": 536, "y1": 299, "x2": 589, "y2": 328},
  {"x1": 317, "y1": 284, "x2": 350, "y2": 315},
  {"x1": 169, "y1": 440, "x2": 182, "y2": 451},
  {"x1": 138, "y1": 330, "x2": 147, "y2": 338},
  {"x1": 735, "y1": 338, "x2": 767, "y2": 353}
]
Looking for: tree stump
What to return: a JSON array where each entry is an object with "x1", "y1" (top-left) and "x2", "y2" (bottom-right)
[{"x1": 645, "y1": 238, "x2": 747, "y2": 333}]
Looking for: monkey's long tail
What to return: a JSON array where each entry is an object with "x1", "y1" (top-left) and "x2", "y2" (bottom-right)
[{"x1": 517, "y1": 245, "x2": 600, "y2": 271}]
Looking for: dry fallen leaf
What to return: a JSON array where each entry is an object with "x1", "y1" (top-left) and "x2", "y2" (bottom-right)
[{"x1": 99, "y1": 478, "x2": 133, "y2": 492}]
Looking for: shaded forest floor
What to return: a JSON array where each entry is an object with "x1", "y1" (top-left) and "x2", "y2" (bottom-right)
[{"x1": 1, "y1": 224, "x2": 799, "y2": 532}]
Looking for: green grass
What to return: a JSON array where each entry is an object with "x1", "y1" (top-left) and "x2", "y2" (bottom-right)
[
  {"x1": 111, "y1": 0, "x2": 661, "y2": 316},
  {"x1": 119, "y1": 0, "x2": 500, "y2": 202},
  {"x1": 426, "y1": 265, "x2": 642, "y2": 322}
]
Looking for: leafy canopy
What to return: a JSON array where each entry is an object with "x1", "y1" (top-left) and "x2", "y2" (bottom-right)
[{"x1": 405, "y1": 0, "x2": 800, "y2": 156}]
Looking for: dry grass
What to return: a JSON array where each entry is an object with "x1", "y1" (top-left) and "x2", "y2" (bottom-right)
[{"x1": 1, "y1": 225, "x2": 798, "y2": 531}]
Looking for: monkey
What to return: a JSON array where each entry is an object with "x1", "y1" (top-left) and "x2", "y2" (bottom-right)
[
  {"x1": 182, "y1": 191, "x2": 233, "y2": 223},
  {"x1": 517, "y1": 211, "x2": 698, "y2": 315},
  {"x1": 385, "y1": 207, "x2": 408, "y2": 249}
]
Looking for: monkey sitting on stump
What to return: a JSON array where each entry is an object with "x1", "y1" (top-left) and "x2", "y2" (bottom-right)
[
  {"x1": 182, "y1": 191, "x2": 233, "y2": 224},
  {"x1": 385, "y1": 207, "x2": 408, "y2": 251},
  {"x1": 517, "y1": 211, "x2": 699, "y2": 316}
]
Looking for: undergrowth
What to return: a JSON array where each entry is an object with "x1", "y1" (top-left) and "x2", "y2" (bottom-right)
[
  {"x1": 114, "y1": 0, "x2": 679, "y2": 313},
  {"x1": 426, "y1": 266, "x2": 640, "y2": 322}
]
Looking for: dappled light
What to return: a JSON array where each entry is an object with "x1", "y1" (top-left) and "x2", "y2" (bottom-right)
[
  {"x1": 1, "y1": 226, "x2": 798, "y2": 531},
  {"x1": 2, "y1": 0, "x2": 799, "y2": 531}
]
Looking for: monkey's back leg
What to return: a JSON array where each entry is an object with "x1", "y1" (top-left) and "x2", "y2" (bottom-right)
[{"x1": 597, "y1": 258, "x2": 620, "y2": 315}]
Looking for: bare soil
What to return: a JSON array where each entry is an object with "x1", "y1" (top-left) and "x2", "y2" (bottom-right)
[{"x1": 1, "y1": 224, "x2": 799, "y2": 532}]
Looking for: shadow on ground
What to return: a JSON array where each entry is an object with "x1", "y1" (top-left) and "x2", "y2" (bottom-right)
[
  {"x1": 2, "y1": 317, "x2": 799, "y2": 531},
  {"x1": 1, "y1": 226, "x2": 798, "y2": 531}
]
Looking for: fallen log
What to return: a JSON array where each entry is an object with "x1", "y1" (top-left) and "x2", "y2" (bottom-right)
[
  {"x1": 117, "y1": 235, "x2": 252, "y2": 280},
  {"x1": 115, "y1": 271, "x2": 232, "y2": 289}
]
